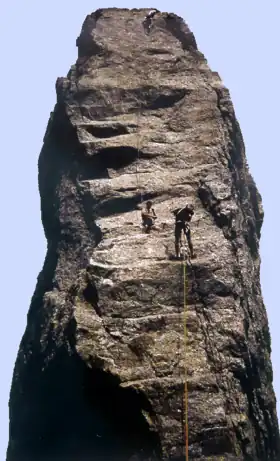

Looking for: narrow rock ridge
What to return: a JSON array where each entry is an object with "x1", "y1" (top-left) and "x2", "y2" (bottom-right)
[{"x1": 7, "y1": 8, "x2": 280, "y2": 461}]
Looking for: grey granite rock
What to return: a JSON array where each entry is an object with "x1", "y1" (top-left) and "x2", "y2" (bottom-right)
[{"x1": 7, "y1": 8, "x2": 280, "y2": 461}]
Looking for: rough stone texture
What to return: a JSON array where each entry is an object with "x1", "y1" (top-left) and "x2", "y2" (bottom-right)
[{"x1": 7, "y1": 8, "x2": 280, "y2": 461}]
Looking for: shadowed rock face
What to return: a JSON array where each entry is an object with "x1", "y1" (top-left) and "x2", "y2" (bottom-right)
[{"x1": 7, "y1": 8, "x2": 280, "y2": 461}]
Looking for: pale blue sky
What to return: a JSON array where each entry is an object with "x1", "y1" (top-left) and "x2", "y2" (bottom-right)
[{"x1": 1, "y1": 1, "x2": 279, "y2": 458}]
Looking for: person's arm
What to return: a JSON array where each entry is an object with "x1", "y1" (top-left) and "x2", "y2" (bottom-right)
[
  {"x1": 152, "y1": 208, "x2": 157, "y2": 217},
  {"x1": 185, "y1": 206, "x2": 194, "y2": 217}
]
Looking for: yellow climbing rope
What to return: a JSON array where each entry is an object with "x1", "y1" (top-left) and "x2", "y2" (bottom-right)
[
  {"x1": 183, "y1": 256, "x2": 189, "y2": 461},
  {"x1": 133, "y1": 162, "x2": 243, "y2": 458}
]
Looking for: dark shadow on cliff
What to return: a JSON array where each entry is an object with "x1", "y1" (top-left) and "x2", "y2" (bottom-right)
[
  {"x1": 97, "y1": 191, "x2": 158, "y2": 217},
  {"x1": 234, "y1": 352, "x2": 280, "y2": 460},
  {"x1": 163, "y1": 13, "x2": 197, "y2": 51},
  {"x1": 78, "y1": 145, "x2": 160, "y2": 182},
  {"x1": 84, "y1": 123, "x2": 130, "y2": 139},
  {"x1": 214, "y1": 88, "x2": 263, "y2": 259},
  {"x1": 81, "y1": 189, "x2": 158, "y2": 220},
  {"x1": 7, "y1": 316, "x2": 162, "y2": 461},
  {"x1": 94, "y1": 146, "x2": 139, "y2": 172},
  {"x1": 72, "y1": 87, "x2": 190, "y2": 119}
]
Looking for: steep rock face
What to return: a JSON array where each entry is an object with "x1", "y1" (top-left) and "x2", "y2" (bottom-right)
[{"x1": 7, "y1": 8, "x2": 280, "y2": 461}]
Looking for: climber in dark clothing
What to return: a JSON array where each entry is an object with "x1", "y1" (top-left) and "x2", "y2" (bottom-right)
[
  {"x1": 141, "y1": 201, "x2": 157, "y2": 233},
  {"x1": 143, "y1": 9, "x2": 158, "y2": 34},
  {"x1": 172, "y1": 204, "x2": 196, "y2": 259}
]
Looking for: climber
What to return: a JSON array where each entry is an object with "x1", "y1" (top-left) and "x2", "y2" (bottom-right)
[
  {"x1": 172, "y1": 204, "x2": 196, "y2": 259},
  {"x1": 143, "y1": 9, "x2": 158, "y2": 34},
  {"x1": 141, "y1": 201, "x2": 157, "y2": 233}
]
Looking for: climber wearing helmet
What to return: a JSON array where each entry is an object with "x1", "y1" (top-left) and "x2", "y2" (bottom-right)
[
  {"x1": 172, "y1": 204, "x2": 196, "y2": 259},
  {"x1": 141, "y1": 201, "x2": 157, "y2": 233},
  {"x1": 143, "y1": 9, "x2": 159, "y2": 34}
]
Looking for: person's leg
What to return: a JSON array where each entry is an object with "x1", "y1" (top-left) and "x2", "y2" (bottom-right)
[
  {"x1": 175, "y1": 224, "x2": 181, "y2": 258},
  {"x1": 185, "y1": 227, "x2": 196, "y2": 258},
  {"x1": 142, "y1": 218, "x2": 147, "y2": 232},
  {"x1": 145, "y1": 218, "x2": 153, "y2": 233}
]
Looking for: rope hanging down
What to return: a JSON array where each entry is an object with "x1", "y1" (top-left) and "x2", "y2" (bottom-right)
[
  {"x1": 135, "y1": 99, "x2": 144, "y2": 215},
  {"x1": 182, "y1": 245, "x2": 189, "y2": 461},
  {"x1": 134, "y1": 86, "x2": 190, "y2": 459}
]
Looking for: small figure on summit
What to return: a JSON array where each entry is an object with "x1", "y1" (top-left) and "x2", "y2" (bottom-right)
[
  {"x1": 141, "y1": 201, "x2": 157, "y2": 233},
  {"x1": 172, "y1": 204, "x2": 196, "y2": 260},
  {"x1": 143, "y1": 9, "x2": 159, "y2": 35}
]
